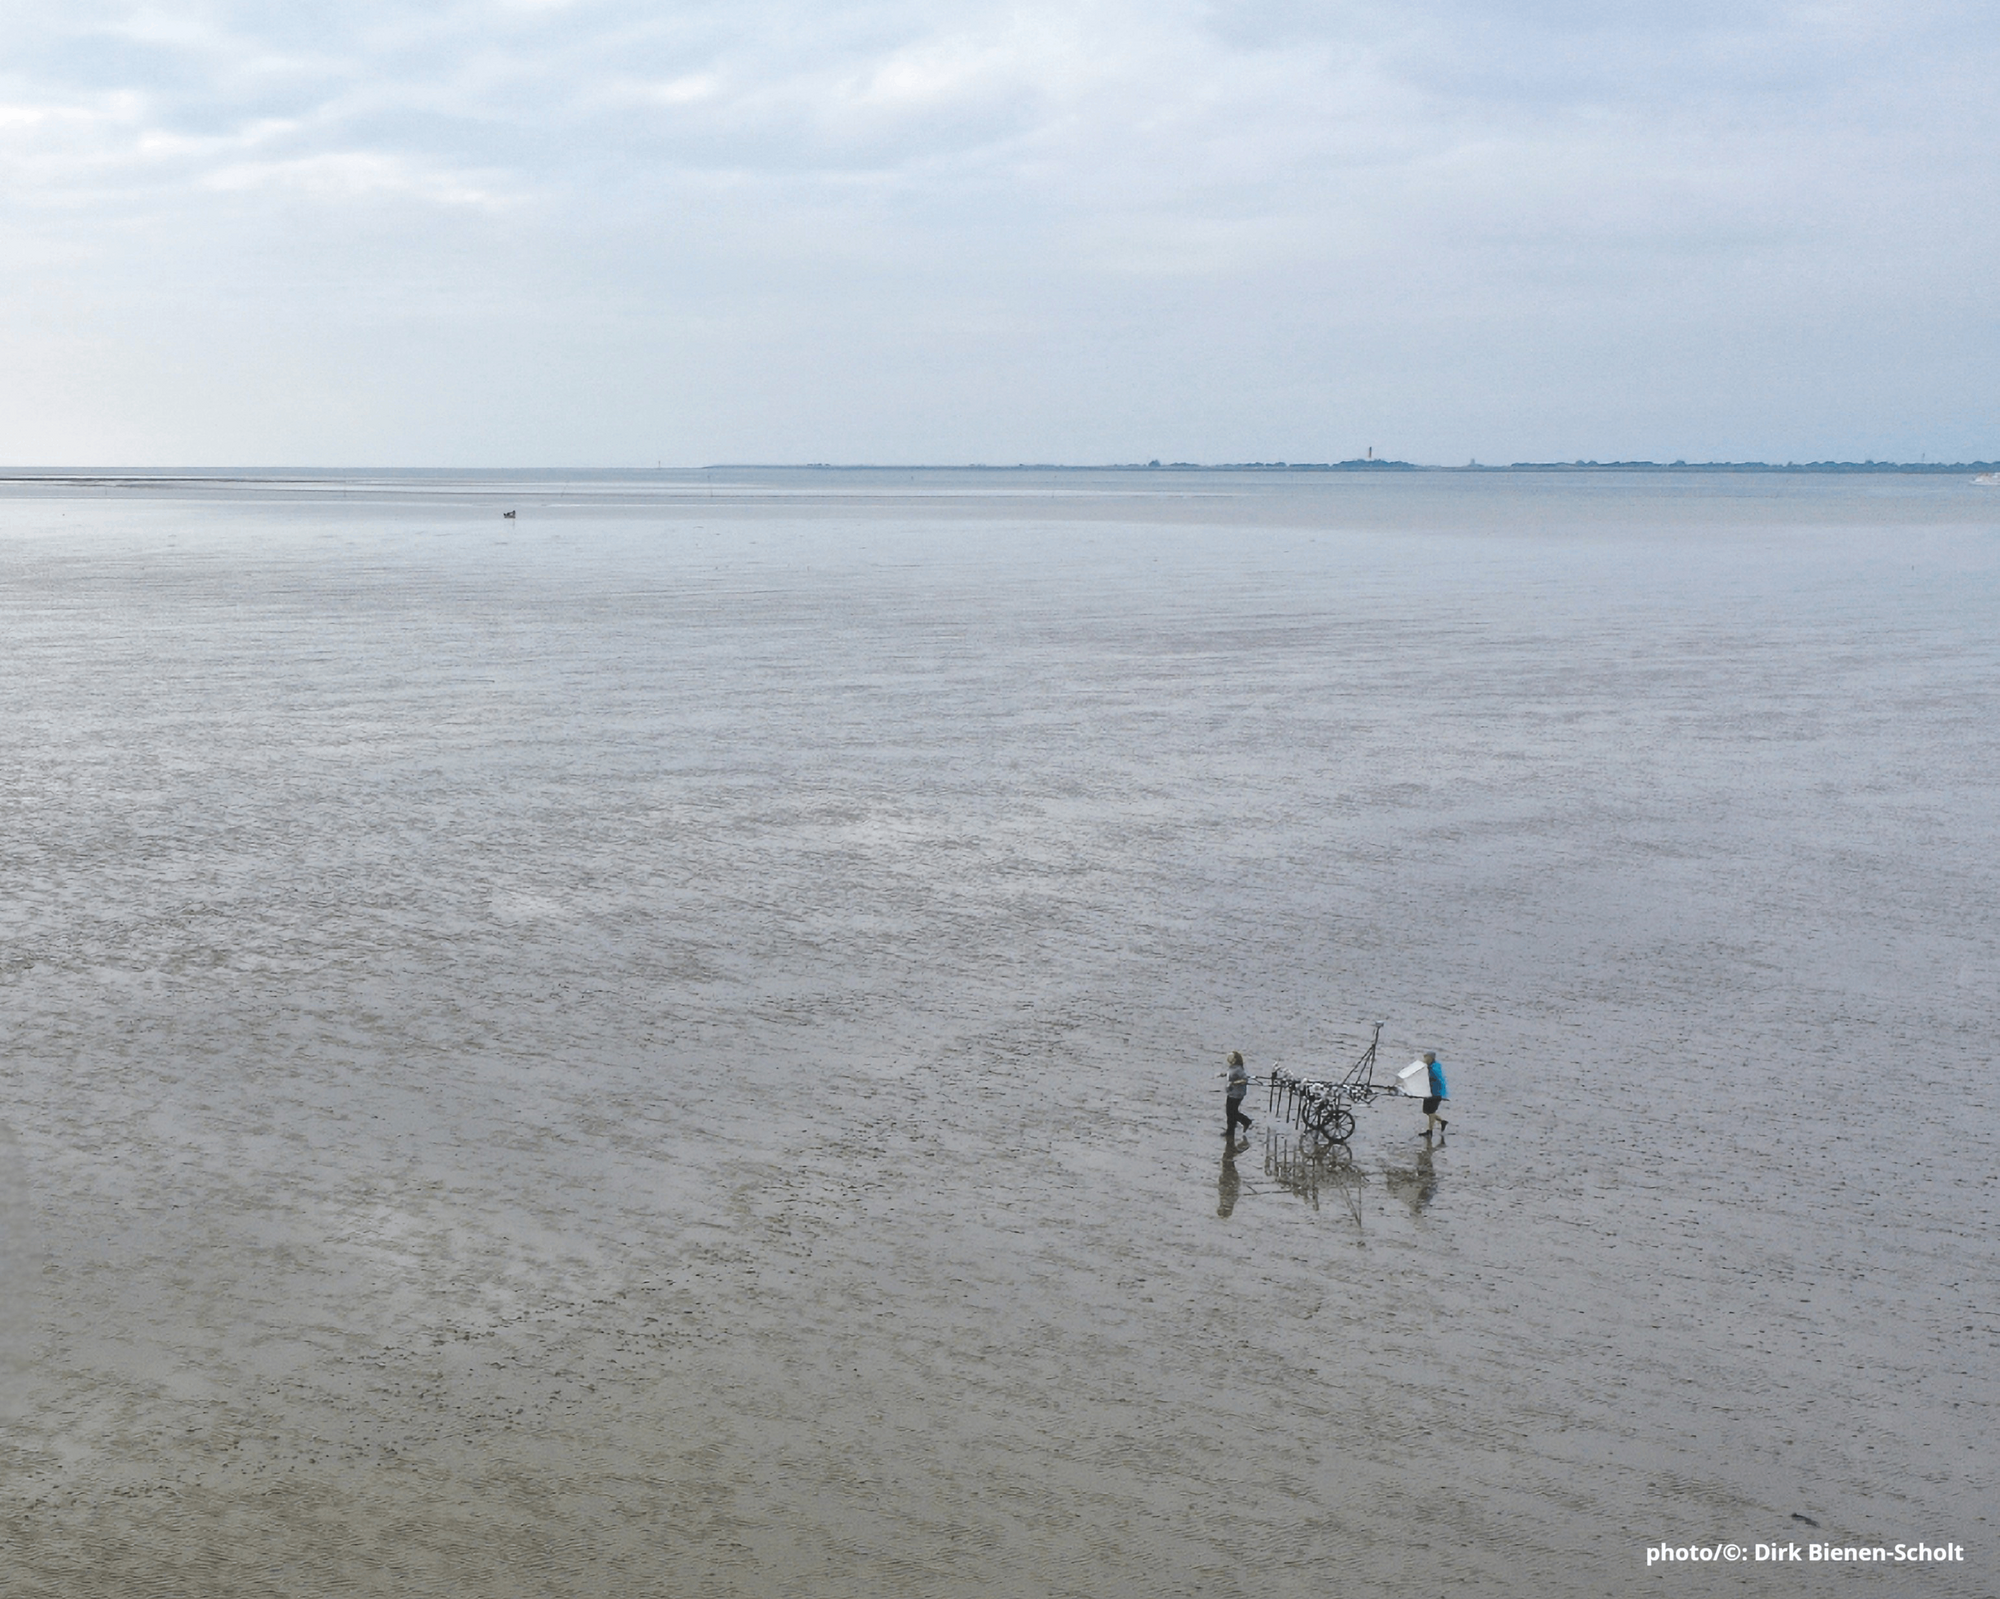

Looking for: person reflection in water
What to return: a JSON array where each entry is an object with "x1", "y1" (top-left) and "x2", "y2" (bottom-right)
[
  {"x1": 1388, "y1": 1144, "x2": 1440, "y2": 1219},
  {"x1": 1410, "y1": 1145, "x2": 1438, "y2": 1213},
  {"x1": 1218, "y1": 1141, "x2": 1242, "y2": 1218},
  {"x1": 1221, "y1": 1050, "x2": 1253, "y2": 1137}
]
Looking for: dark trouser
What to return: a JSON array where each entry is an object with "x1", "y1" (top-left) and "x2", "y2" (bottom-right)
[{"x1": 1226, "y1": 1095, "x2": 1252, "y2": 1134}]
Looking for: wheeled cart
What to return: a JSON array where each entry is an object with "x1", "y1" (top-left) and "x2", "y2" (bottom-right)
[{"x1": 1266, "y1": 1023, "x2": 1393, "y2": 1146}]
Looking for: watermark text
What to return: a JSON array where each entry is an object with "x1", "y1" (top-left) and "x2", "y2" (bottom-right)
[{"x1": 1645, "y1": 1541, "x2": 1965, "y2": 1567}]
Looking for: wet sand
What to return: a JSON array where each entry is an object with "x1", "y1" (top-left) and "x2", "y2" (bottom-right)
[{"x1": 1, "y1": 471, "x2": 1994, "y2": 1596}]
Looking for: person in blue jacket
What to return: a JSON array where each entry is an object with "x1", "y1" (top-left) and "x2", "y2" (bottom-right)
[{"x1": 1421, "y1": 1051, "x2": 1449, "y2": 1140}]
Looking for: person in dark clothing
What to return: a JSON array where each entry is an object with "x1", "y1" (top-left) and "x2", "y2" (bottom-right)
[{"x1": 1222, "y1": 1050, "x2": 1254, "y2": 1137}]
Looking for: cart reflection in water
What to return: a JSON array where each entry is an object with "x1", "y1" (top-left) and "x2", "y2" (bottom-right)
[{"x1": 1262, "y1": 1130, "x2": 1368, "y2": 1235}]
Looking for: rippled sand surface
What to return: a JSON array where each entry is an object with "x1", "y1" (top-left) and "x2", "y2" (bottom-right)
[{"x1": 1, "y1": 470, "x2": 1994, "y2": 1596}]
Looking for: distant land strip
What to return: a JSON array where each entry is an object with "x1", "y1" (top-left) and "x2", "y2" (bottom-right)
[
  {"x1": 3, "y1": 460, "x2": 1996, "y2": 481},
  {"x1": 1449, "y1": 459, "x2": 1997, "y2": 474},
  {"x1": 757, "y1": 459, "x2": 2000, "y2": 474}
]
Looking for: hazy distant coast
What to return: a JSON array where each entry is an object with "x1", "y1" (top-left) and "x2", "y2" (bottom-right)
[
  {"x1": 3, "y1": 458, "x2": 1996, "y2": 486},
  {"x1": 756, "y1": 458, "x2": 2000, "y2": 474},
  {"x1": 1454, "y1": 458, "x2": 2000, "y2": 474}
]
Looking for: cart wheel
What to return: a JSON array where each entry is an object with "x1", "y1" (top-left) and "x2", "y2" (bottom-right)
[
  {"x1": 1327, "y1": 1107, "x2": 1356, "y2": 1145},
  {"x1": 1302, "y1": 1097, "x2": 1334, "y2": 1134}
]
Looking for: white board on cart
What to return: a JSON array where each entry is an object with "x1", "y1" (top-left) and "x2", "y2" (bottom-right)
[{"x1": 1395, "y1": 1059, "x2": 1432, "y2": 1097}]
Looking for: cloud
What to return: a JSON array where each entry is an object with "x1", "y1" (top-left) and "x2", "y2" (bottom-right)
[
  {"x1": 10, "y1": 1, "x2": 1984, "y2": 233},
  {"x1": 0, "y1": 0, "x2": 1995, "y2": 462},
  {"x1": 203, "y1": 150, "x2": 509, "y2": 207}
]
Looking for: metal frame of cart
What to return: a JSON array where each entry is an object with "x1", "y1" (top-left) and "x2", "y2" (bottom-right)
[{"x1": 1266, "y1": 1022, "x2": 1388, "y2": 1146}]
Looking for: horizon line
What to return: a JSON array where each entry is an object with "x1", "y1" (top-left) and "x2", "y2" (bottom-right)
[{"x1": 3, "y1": 458, "x2": 1997, "y2": 478}]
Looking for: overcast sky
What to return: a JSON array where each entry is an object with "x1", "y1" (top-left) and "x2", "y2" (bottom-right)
[{"x1": 3, "y1": 0, "x2": 1995, "y2": 465}]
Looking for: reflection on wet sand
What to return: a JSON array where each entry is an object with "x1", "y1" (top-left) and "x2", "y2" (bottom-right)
[
  {"x1": 1217, "y1": 1139, "x2": 1246, "y2": 1216},
  {"x1": 1261, "y1": 1131, "x2": 1368, "y2": 1232},
  {"x1": 1384, "y1": 1144, "x2": 1440, "y2": 1219},
  {"x1": 1255, "y1": 1130, "x2": 1443, "y2": 1235}
]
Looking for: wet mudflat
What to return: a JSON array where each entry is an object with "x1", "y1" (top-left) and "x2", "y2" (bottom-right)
[{"x1": 0, "y1": 470, "x2": 1994, "y2": 1597}]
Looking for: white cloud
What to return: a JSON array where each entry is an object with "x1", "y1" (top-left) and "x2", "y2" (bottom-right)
[
  {"x1": 643, "y1": 72, "x2": 723, "y2": 107},
  {"x1": 0, "y1": 0, "x2": 1995, "y2": 462},
  {"x1": 203, "y1": 149, "x2": 510, "y2": 207}
]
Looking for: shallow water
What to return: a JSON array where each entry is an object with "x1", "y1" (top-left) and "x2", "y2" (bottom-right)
[{"x1": 1, "y1": 470, "x2": 1995, "y2": 1596}]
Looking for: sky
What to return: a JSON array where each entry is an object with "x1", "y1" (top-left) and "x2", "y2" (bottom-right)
[{"x1": 2, "y1": 0, "x2": 1995, "y2": 466}]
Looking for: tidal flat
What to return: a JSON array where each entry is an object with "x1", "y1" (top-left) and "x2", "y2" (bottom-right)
[{"x1": 1, "y1": 469, "x2": 1994, "y2": 1596}]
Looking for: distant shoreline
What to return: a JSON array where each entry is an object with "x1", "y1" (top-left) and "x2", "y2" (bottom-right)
[
  {"x1": 746, "y1": 459, "x2": 2000, "y2": 475},
  {"x1": 3, "y1": 459, "x2": 1996, "y2": 480}
]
